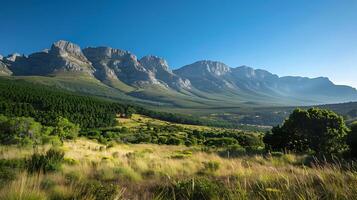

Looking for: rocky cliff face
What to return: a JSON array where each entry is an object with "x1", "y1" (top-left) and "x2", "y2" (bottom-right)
[
  {"x1": 174, "y1": 61, "x2": 235, "y2": 91},
  {"x1": 1, "y1": 40, "x2": 357, "y2": 105},
  {"x1": 139, "y1": 55, "x2": 191, "y2": 89},
  {"x1": 0, "y1": 60, "x2": 12, "y2": 76},
  {"x1": 83, "y1": 48, "x2": 191, "y2": 89},
  {"x1": 48, "y1": 40, "x2": 94, "y2": 75},
  {"x1": 83, "y1": 47, "x2": 160, "y2": 86},
  {"x1": 175, "y1": 60, "x2": 357, "y2": 102},
  {"x1": 5, "y1": 40, "x2": 94, "y2": 76}
]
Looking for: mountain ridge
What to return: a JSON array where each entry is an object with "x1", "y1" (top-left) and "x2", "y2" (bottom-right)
[{"x1": 1, "y1": 40, "x2": 356, "y2": 107}]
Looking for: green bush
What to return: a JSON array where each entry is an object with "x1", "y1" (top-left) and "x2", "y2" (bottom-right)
[
  {"x1": 271, "y1": 151, "x2": 284, "y2": 157},
  {"x1": 347, "y1": 122, "x2": 357, "y2": 158},
  {"x1": 166, "y1": 136, "x2": 183, "y2": 145},
  {"x1": 26, "y1": 148, "x2": 65, "y2": 173},
  {"x1": 0, "y1": 115, "x2": 42, "y2": 145},
  {"x1": 204, "y1": 137, "x2": 237, "y2": 147},
  {"x1": 0, "y1": 158, "x2": 25, "y2": 186},
  {"x1": 80, "y1": 181, "x2": 121, "y2": 200},
  {"x1": 264, "y1": 108, "x2": 349, "y2": 155},
  {"x1": 52, "y1": 117, "x2": 80, "y2": 141},
  {"x1": 157, "y1": 178, "x2": 231, "y2": 200},
  {"x1": 202, "y1": 161, "x2": 220, "y2": 173},
  {"x1": 219, "y1": 144, "x2": 246, "y2": 158}
]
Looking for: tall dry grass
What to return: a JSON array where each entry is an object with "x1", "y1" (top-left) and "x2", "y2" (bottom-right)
[{"x1": 0, "y1": 138, "x2": 356, "y2": 199}]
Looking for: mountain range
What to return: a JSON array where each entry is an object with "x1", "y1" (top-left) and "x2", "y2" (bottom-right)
[{"x1": 1, "y1": 40, "x2": 356, "y2": 109}]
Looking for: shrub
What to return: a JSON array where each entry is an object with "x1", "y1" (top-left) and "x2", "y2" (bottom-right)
[
  {"x1": 26, "y1": 148, "x2": 65, "y2": 173},
  {"x1": 157, "y1": 178, "x2": 231, "y2": 200},
  {"x1": 52, "y1": 117, "x2": 80, "y2": 141},
  {"x1": 166, "y1": 136, "x2": 183, "y2": 145},
  {"x1": 0, "y1": 159, "x2": 25, "y2": 186},
  {"x1": 264, "y1": 108, "x2": 349, "y2": 155},
  {"x1": 347, "y1": 122, "x2": 357, "y2": 158},
  {"x1": 271, "y1": 151, "x2": 284, "y2": 157},
  {"x1": 114, "y1": 166, "x2": 142, "y2": 182},
  {"x1": 202, "y1": 161, "x2": 220, "y2": 173},
  {"x1": 219, "y1": 144, "x2": 246, "y2": 158},
  {"x1": 204, "y1": 137, "x2": 237, "y2": 147},
  {"x1": 0, "y1": 115, "x2": 42, "y2": 145}
]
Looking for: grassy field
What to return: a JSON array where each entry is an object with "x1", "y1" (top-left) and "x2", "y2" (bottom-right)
[
  {"x1": 0, "y1": 138, "x2": 357, "y2": 200},
  {"x1": 117, "y1": 114, "x2": 213, "y2": 131}
]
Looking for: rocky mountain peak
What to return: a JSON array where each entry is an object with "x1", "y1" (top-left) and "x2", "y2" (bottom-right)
[
  {"x1": 5, "y1": 53, "x2": 22, "y2": 62},
  {"x1": 83, "y1": 47, "x2": 130, "y2": 60},
  {"x1": 233, "y1": 65, "x2": 277, "y2": 80},
  {"x1": 139, "y1": 55, "x2": 170, "y2": 72},
  {"x1": 50, "y1": 40, "x2": 88, "y2": 61},
  {"x1": 1, "y1": 40, "x2": 356, "y2": 105},
  {"x1": 193, "y1": 60, "x2": 231, "y2": 76}
]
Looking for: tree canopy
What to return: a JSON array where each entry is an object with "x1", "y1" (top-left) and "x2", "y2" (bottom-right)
[
  {"x1": 347, "y1": 122, "x2": 357, "y2": 158},
  {"x1": 264, "y1": 108, "x2": 349, "y2": 154}
]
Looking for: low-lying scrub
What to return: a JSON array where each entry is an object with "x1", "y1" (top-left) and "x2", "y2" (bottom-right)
[{"x1": 0, "y1": 139, "x2": 356, "y2": 199}]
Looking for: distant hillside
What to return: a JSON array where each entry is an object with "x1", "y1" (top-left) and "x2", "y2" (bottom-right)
[{"x1": 1, "y1": 40, "x2": 357, "y2": 109}]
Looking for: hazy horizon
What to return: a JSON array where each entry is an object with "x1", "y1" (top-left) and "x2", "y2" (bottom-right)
[{"x1": 0, "y1": 0, "x2": 356, "y2": 87}]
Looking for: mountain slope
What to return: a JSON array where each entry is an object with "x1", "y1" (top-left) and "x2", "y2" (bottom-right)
[
  {"x1": 4, "y1": 41, "x2": 95, "y2": 76},
  {"x1": 175, "y1": 61, "x2": 357, "y2": 105},
  {"x1": 2, "y1": 40, "x2": 357, "y2": 109}
]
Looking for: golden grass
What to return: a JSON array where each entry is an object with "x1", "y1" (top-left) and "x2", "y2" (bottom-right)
[
  {"x1": 117, "y1": 114, "x2": 212, "y2": 131},
  {"x1": 1, "y1": 139, "x2": 357, "y2": 199}
]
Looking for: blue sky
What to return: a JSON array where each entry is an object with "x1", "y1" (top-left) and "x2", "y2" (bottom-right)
[{"x1": 0, "y1": 0, "x2": 356, "y2": 87}]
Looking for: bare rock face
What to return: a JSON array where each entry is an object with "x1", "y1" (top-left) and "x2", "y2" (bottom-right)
[
  {"x1": 5, "y1": 53, "x2": 22, "y2": 62},
  {"x1": 5, "y1": 40, "x2": 95, "y2": 76},
  {"x1": 48, "y1": 40, "x2": 95, "y2": 75},
  {"x1": 174, "y1": 61, "x2": 233, "y2": 92},
  {"x1": 139, "y1": 55, "x2": 170, "y2": 72},
  {"x1": 139, "y1": 55, "x2": 191, "y2": 89},
  {"x1": 0, "y1": 60, "x2": 12, "y2": 76},
  {"x1": 83, "y1": 47, "x2": 161, "y2": 87},
  {"x1": 1, "y1": 40, "x2": 356, "y2": 104}
]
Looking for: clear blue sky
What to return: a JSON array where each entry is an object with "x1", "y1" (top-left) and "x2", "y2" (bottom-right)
[{"x1": 0, "y1": 0, "x2": 356, "y2": 87}]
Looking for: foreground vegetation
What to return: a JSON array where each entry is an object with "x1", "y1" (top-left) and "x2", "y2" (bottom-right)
[
  {"x1": 0, "y1": 111, "x2": 356, "y2": 199},
  {"x1": 1, "y1": 139, "x2": 357, "y2": 200},
  {"x1": 2, "y1": 78, "x2": 357, "y2": 199}
]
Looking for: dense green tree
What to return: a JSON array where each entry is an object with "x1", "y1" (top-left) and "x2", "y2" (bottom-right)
[
  {"x1": 264, "y1": 108, "x2": 348, "y2": 154},
  {"x1": 52, "y1": 117, "x2": 80, "y2": 141},
  {"x1": 0, "y1": 115, "x2": 42, "y2": 145},
  {"x1": 0, "y1": 78, "x2": 235, "y2": 129},
  {"x1": 347, "y1": 122, "x2": 357, "y2": 158}
]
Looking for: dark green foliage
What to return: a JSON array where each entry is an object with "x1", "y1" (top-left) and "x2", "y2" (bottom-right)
[
  {"x1": 0, "y1": 78, "x2": 131, "y2": 128},
  {"x1": 264, "y1": 108, "x2": 349, "y2": 154},
  {"x1": 52, "y1": 116, "x2": 80, "y2": 140},
  {"x1": 204, "y1": 137, "x2": 237, "y2": 147},
  {"x1": 26, "y1": 148, "x2": 65, "y2": 174},
  {"x1": 77, "y1": 180, "x2": 121, "y2": 200},
  {"x1": 0, "y1": 115, "x2": 42, "y2": 145},
  {"x1": 81, "y1": 124, "x2": 263, "y2": 150},
  {"x1": 218, "y1": 144, "x2": 246, "y2": 158},
  {"x1": 0, "y1": 78, "x2": 245, "y2": 130},
  {"x1": 347, "y1": 122, "x2": 357, "y2": 158},
  {"x1": 0, "y1": 158, "x2": 25, "y2": 186},
  {"x1": 0, "y1": 115, "x2": 77, "y2": 145},
  {"x1": 166, "y1": 136, "x2": 183, "y2": 145},
  {"x1": 157, "y1": 178, "x2": 232, "y2": 200}
]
